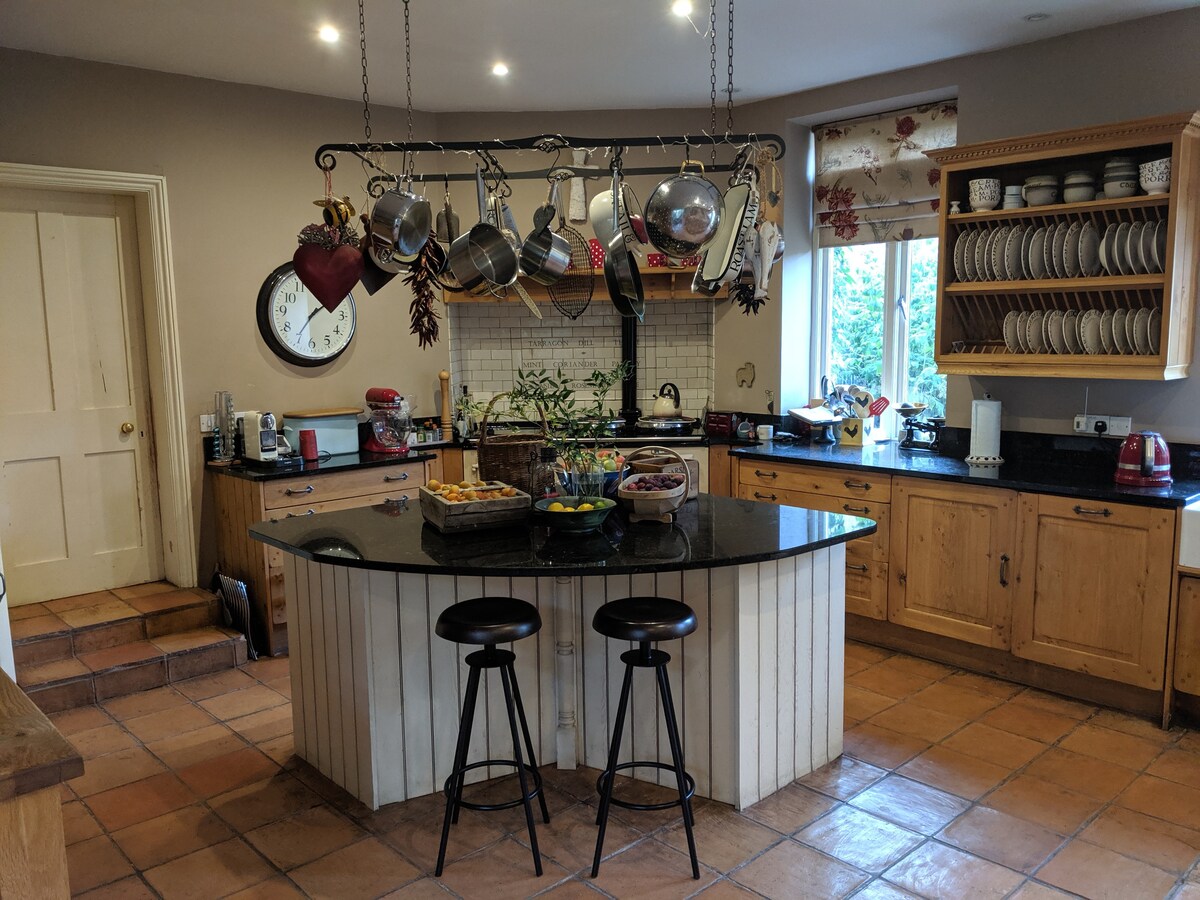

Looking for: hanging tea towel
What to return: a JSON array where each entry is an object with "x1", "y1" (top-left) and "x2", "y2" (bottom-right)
[{"x1": 569, "y1": 149, "x2": 590, "y2": 222}]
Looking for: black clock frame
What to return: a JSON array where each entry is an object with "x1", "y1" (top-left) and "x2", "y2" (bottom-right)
[{"x1": 256, "y1": 261, "x2": 355, "y2": 367}]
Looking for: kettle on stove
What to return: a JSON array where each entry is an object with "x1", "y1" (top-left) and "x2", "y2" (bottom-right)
[
  {"x1": 652, "y1": 383, "x2": 681, "y2": 418},
  {"x1": 1115, "y1": 431, "x2": 1172, "y2": 487}
]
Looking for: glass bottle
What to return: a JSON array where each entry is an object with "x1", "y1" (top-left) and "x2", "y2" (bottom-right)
[{"x1": 531, "y1": 447, "x2": 560, "y2": 501}]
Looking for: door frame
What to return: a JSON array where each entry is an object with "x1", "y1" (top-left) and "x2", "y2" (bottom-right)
[{"x1": 0, "y1": 162, "x2": 196, "y2": 588}]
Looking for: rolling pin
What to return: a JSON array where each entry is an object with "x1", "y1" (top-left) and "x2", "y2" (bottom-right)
[{"x1": 439, "y1": 371, "x2": 453, "y2": 442}]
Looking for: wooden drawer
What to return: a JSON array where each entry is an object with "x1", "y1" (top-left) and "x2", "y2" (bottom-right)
[
  {"x1": 263, "y1": 462, "x2": 424, "y2": 509},
  {"x1": 266, "y1": 488, "x2": 418, "y2": 520},
  {"x1": 739, "y1": 462, "x2": 891, "y2": 502},
  {"x1": 739, "y1": 484, "x2": 888, "y2": 560},
  {"x1": 846, "y1": 541, "x2": 887, "y2": 620}
]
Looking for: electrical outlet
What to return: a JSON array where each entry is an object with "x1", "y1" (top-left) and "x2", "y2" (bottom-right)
[
  {"x1": 199, "y1": 413, "x2": 215, "y2": 433},
  {"x1": 1073, "y1": 414, "x2": 1132, "y2": 438}
]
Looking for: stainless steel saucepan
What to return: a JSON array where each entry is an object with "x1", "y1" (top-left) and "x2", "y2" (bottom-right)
[
  {"x1": 370, "y1": 179, "x2": 432, "y2": 258},
  {"x1": 447, "y1": 191, "x2": 519, "y2": 295},
  {"x1": 519, "y1": 180, "x2": 571, "y2": 286}
]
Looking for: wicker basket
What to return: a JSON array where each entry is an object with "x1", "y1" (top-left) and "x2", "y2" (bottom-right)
[{"x1": 475, "y1": 393, "x2": 546, "y2": 495}]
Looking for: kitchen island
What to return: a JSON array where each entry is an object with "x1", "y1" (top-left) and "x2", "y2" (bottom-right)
[{"x1": 249, "y1": 494, "x2": 874, "y2": 810}]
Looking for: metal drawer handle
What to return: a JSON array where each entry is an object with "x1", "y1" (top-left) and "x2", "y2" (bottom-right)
[
  {"x1": 847, "y1": 563, "x2": 869, "y2": 573},
  {"x1": 384, "y1": 496, "x2": 409, "y2": 507},
  {"x1": 843, "y1": 479, "x2": 871, "y2": 490},
  {"x1": 999, "y1": 553, "x2": 1010, "y2": 587},
  {"x1": 383, "y1": 472, "x2": 410, "y2": 482},
  {"x1": 285, "y1": 485, "x2": 315, "y2": 496},
  {"x1": 754, "y1": 491, "x2": 778, "y2": 502},
  {"x1": 286, "y1": 509, "x2": 316, "y2": 518},
  {"x1": 754, "y1": 469, "x2": 778, "y2": 479},
  {"x1": 843, "y1": 504, "x2": 870, "y2": 514},
  {"x1": 1072, "y1": 505, "x2": 1112, "y2": 517}
]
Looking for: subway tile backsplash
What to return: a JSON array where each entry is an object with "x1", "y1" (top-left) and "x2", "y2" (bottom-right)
[{"x1": 448, "y1": 298, "x2": 714, "y2": 420}]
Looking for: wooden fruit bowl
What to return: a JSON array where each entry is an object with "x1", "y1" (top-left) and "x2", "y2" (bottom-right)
[{"x1": 617, "y1": 446, "x2": 691, "y2": 524}]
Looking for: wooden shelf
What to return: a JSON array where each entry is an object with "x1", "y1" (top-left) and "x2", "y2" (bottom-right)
[
  {"x1": 927, "y1": 111, "x2": 1200, "y2": 381},
  {"x1": 442, "y1": 266, "x2": 710, "y2": 304}
]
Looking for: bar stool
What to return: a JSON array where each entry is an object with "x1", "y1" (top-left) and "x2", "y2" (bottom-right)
[
  {"x1": 591, "y1": 596, "x2": 699, "y2": 879},
  {"x1": 434, "y1": 596, "x2": 550, "y2": 877}
]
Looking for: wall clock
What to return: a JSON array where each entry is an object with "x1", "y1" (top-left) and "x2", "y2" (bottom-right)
[{"x1": 256, "y1": 262, "x2": 356, "y2": 367}]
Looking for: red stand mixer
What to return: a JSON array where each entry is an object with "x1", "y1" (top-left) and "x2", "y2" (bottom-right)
[
  {"x1": 1114, "y1": 431, "x2": 1172, "y2": 487},
  {"x1": 363, "y1": 387, "x2": 413, "y2": 455}
]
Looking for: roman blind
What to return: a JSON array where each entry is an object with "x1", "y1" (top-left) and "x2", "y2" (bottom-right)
[{"x1": 814, "y1": 101, "x2": 958, "y2": 246}]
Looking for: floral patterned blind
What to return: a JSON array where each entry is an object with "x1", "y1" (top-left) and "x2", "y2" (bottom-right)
[{"x1": 814, "y1": 101, "x2": 958, "y2": 246}]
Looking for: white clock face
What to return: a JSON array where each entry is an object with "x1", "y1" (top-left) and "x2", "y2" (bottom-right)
[{"x1": 258, "y1": 264, "x2": 356, "y2": 366}]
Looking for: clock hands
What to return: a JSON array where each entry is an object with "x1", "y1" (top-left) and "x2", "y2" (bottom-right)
[{"x1": 296, "y1": 306, "x2": 323, "y2": 338}]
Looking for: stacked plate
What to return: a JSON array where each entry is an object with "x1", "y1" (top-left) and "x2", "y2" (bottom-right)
[
  {"x1": 1001, "y1": 307, "x2": 1161, "y2": 355},
  {"x1": 1098, "y1": 219, "x2": 1168, "y2": 275}
]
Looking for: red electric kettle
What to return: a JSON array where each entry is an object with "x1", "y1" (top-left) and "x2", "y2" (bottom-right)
[{"x1": 1114, "y1": 431, "x2": 1172, "y2": 487}]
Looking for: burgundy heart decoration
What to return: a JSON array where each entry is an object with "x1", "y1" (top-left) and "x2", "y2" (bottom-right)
[{"x1": 293, "y1": 243, "x2": 364, "y2": 312}]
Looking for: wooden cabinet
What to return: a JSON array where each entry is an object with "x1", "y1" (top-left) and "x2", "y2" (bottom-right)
[
  {"x1": 736, "y1": 459, "x2": 891, "y2": 619},
  {"x1": 1013, "y1": 494, "x2": 1174, "y2": 689},
  {"x1": 1175, "y1": 577, "x2": 1200, "y2": 693},
  {"x1": 928, "y1": 112, "x2": 1200, "y2": 380},
  {"x1": 888, "y1": 478, "x2": 1017, "y2": 649},
  {"x1": 211, "y1": 455, "x2": 434, "y2": 655}
]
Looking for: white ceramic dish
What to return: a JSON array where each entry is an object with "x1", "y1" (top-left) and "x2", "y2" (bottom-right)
[
  {"x1": 1020, "y1": 225, "x2": 1036, "y2": 279},
  {"x1": 1026, "y1": 310, "x2": 1046, "y2": 352},
  {"x1": 953, "y1": 231, "x2": 969, "y2": 282},
  {"x1": 1028, "y1": 227, "x2": 1049, "y2": 279},
  {"x1": 1063, "y1": 309, "x2": 1083, "y2": 354},
  {"x1": 1099, "y1": 223, "x2": 1117, "y2": 275},
  {"x1": 1046, "y1": 309, "x2": 1066, "y2": 353},
  {"x1": 1003, "y1": 310, "x2": 1022, "y2": 353},
  {"x1": 1078, "y1": 221, "x2": 1101, "y2": 277},
  {"x1": 1152, "y1": 220, "x2": 1167, "y2": 272},
  {"x1": 963, "y1": 230, "x2": 980, "y2": 281},
  {"x1": 1016, "y1": 311, "x2": 1031, "y2": 352},
  {"x1": 993, "y1": 226, "x2": 1012, "y2": 280},
  {"x1": 1125, "y1": 304, "x2": 1138, "y2": 349},
  {"x1": 1138, "y1": 222, "x2": 1156, "y2": 275},
  {"x1": 975, "y1": 229, "x2": 991, "y2": 281},
  {"x1": 1126, "y1": 221, "x2": 1146, "y2": 275},
  {"x1": 1004, "y1": 225, "x2": 1025, "y2": 282},
  {"x1": 1080, "y1": 309, "x2": 1102, "y2": 355},
  {"x1": 987, "y1": 226, "x2": 1006, "y2": 280},
  {"x1": 1099, "y1": 309, "x2": 1116, "y2": 353},
  {"x1": 1062, "y1": 221, "x2": 1083, "y2": 278},
  {"x1": 1113, "y1": 222, "x2": 1132, "y2": 275},
  {"x1": 1112, "y1": 308, "x2": 1131, "y2": 354},
  {"x1": 1053, "y1": 222, "x2": 1072, "y2": 278},
  {"x1": 1133, "y1": 308, "x2": 1152, "y2": 355},
  {"x1": 1148, "y1": 308, "x2": 1162, "y2": 353}
]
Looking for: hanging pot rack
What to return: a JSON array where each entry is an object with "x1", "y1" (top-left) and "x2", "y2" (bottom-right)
[{"x1": 315, "y1": 132, "x2": 785, "y2": 188}]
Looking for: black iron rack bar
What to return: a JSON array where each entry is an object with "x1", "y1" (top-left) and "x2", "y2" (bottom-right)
[{"x1": 314, "y1": 131, "x2": 785, "y2": 175}]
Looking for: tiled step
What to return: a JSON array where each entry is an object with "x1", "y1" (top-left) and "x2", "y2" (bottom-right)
[{"x1": 18, "y1": 626, "x2": 248, "y2": 714}]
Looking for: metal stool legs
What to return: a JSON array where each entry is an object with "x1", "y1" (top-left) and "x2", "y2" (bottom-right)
[
  {"x1": 435, "y1": 646, "x2": 549, "y2": 877},
  {"x1": 592, "y1": 642, "x2": 699, "y2": 879}
]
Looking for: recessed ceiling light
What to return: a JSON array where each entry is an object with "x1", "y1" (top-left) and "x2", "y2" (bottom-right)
[
  {"x1": 1023, "y1": 12, "x2": 1050, "y2": 21},
  {"x1": 492, "y1": 62, "x2": 510, "y2": 77},
  {"x1": 672, "y1": 0, "x2": 693, "y2": 16},
  {"x1": 318, "y1": 25, "x2": 339, "y2": 43}
]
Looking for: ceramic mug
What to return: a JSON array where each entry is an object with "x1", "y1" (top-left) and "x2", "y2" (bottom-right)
[
  {"x1": 756, "y1": 424, "x2": 774, "y2": 441},
  {"x1": 1139, "y1": 157, "x2": 1171, "y2": 194},
  {"x1": 968, "y1": 178, "x2": 1001, "y2": 211}
]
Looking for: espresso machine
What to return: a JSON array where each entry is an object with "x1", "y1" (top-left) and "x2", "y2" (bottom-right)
[{"x1": 363, "y1": 387, "x2": 413, "y2": 454}]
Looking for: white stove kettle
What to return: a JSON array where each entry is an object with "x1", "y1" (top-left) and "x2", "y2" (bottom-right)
[{"x1": 652, "y1": 382, "x2": 682, "y2": 417}]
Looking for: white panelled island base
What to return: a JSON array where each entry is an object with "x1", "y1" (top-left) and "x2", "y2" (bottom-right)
[{"x1": 252, "y1": 494, "x2": 872, "y2": 811}]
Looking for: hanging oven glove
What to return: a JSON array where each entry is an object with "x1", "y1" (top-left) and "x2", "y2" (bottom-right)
[{"x1": 569, "y1": 149, "x2": 590, "y2": 222}]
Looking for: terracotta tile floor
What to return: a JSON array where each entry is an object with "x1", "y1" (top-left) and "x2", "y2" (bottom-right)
[{"x1": 53, "y1": 641, "x2": 1200, "y2": 898}]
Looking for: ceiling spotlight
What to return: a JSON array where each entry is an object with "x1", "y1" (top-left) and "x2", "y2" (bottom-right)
[
  {"x1": 672, "y1": 0, "x2": 693, "y2": 16},
  {"x1": 492, "y1": 62, "x2": 510, "y2": 77},
  {"x1": 318, "y1": 25, "x2": 339, "y2": 43},
  {"x1": 1023, "y1": 12, "x2": 1050, "y2": 21}
]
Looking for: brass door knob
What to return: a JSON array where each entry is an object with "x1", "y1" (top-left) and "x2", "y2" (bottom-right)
[{"x1": 121, "y1": 422, "x2": 135, "y2": 434}]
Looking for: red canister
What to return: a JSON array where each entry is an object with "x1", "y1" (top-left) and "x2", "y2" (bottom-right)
[{"x1": 299, "y1": 429, "x2": 319, "y2": 461}]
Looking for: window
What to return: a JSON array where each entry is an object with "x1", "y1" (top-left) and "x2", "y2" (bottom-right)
[
  {"x1": 818, "y1": 237, "x2": 945, "y2": 416},
  {"x1": 809, "y1": 102, "x2": 957, "y2": 421}
]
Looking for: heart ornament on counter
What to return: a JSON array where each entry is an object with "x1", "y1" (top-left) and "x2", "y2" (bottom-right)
[{"x1": 293, "y1": 242, "x2": 364, "y2": 312}]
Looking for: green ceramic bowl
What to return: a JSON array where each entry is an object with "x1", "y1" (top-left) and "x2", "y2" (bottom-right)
[{"x1": 534, "y1": 496, "x2": 616, "y2": 534}]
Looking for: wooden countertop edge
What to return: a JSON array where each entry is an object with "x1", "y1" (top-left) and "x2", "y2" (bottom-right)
[{"x1": 0, "y1": 669, "x2": 84, "y2": 803}]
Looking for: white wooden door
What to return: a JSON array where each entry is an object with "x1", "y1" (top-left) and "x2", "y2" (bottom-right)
[{"x1": 0, "y1": 189, "x2": 162, "y2": 603}]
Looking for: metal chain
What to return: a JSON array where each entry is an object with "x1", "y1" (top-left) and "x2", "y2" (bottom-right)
[
  {"x1": 726, "y1": 0, "x2": 735, "y2": 140},
  {"x1": 708, "y1": 0, "x2": 718, "y2": 164},
  {"x1": 358, "y1": 0, "x2": 371, "y2": 145},
  {"x1": 403, "y1": 0, "x2": 414, "y2": 178}
]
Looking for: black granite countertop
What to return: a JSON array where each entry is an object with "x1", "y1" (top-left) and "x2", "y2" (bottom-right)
[
  {"x1": 731, "y1": 440, "x2": 1200, "y2": 510},
  {"x1": 248, "y1": 494, "x2": 876, "y2": 577},
  {"x1": 208, "y1": 451, "x2": 438, "y2": 482}
]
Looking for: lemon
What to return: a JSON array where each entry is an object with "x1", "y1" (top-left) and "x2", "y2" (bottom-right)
[
  {"x1": 547, "y1": 502, "x2": 565, "y2": 512},
  {"x1": 427, "y1": 479, "x2": 442, "y2": 491},
  {"x1": 563, "y1": 507, "x2": 576, "y2": 512},
  {"x1": 577, "y1": 503, "x2": 594, "y2": 511}
]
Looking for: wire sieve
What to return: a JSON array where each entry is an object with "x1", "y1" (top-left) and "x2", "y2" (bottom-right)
[{"x1": 548, "y1": 214, "x2": 594, "y2": 319}]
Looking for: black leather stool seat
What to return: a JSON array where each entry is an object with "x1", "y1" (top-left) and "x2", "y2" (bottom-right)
[
  {"x1": 592, "y1": 596, "x2": 696, "y2": 643},
  {"x1": 436, "y1": 596, "x2": 541, "y2": 645}
]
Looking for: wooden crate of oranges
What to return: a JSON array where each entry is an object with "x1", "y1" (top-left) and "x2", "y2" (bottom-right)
[{"x1": 419, "y1": 478, "x2": 531, "y2": 533}]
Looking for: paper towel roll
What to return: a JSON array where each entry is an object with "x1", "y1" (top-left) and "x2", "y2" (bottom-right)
[{"x1": 966, "y1": 398, "x2": 1003, "y2": 466}]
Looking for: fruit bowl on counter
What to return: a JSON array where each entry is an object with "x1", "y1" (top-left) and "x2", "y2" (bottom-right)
[
  {"x1": 617, "y1": 447, "x2": 691, "y2": 524},
  {"x1": 534, "y1": 496, "x2": 617, "y2": 534}
]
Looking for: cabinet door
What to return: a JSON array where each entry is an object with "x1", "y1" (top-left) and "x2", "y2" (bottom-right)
[
  {"x1": 846, "y1": 540, "x2": 887, "y2": 620},
  {"x1": 1175, "y1": 577, "x2": 1200, "y2": 694},
  {"x1": 889, "y1": 478, "x2": 1017, "y2": 648},
  {"x1": 1013, "y1": 494, "x2": 1173, "y2": 689}
]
